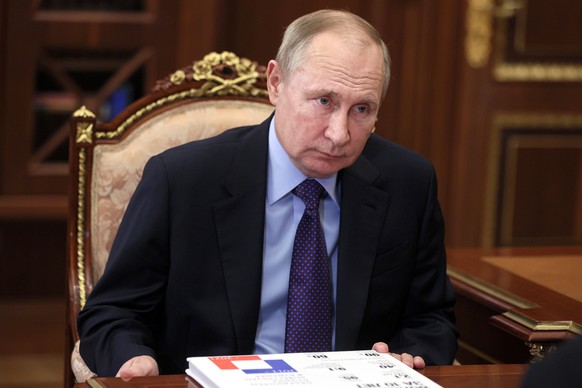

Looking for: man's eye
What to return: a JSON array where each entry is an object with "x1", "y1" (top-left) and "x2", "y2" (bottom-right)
[
  {"x1": 316, "y1": 97, "x2": 330, "y2": 106},
  {"x1": 355, "y1": 106, "x2": 368, "y2": 113}
]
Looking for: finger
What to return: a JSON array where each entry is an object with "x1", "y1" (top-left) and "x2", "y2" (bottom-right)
[
  {"x1": 371, "y1": 342, "x2": 389, "y2": 353},
  {"x1": 413, "y1": 356, "x2": 426, "y2": 369},
  {"x1": 399, "y1": 352, "x2": 414, "y2": 368}
]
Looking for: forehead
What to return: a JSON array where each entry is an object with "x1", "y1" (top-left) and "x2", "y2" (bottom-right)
[{"x1": 295, "y1": 32, "x2": 384, "y2": 99}]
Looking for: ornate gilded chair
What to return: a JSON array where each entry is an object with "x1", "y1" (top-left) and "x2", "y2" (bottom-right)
[{"x1": 66, "y1": 52, "x2": 274, "y2": 384}]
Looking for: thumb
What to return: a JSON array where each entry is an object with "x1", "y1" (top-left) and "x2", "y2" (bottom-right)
[
  {"x1": 372, "y1": 342, "x2": 389, "y2": 353},
  {"x1": 116, "y1": 356, "x2": 158, "y2": 379},
  {"x1": 117, "y1": 360, "x2": 140, "y2": 379},
  {"x1": 117, "y1": 364, "x2": 138, "y2": 379}
]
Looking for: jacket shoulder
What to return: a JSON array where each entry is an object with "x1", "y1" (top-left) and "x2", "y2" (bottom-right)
[{"x1": 363, "y1": 134, "x2": 434, "y2": 173}]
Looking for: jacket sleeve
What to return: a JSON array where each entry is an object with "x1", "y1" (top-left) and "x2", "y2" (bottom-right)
[
  {"x1": 78, "y1": 155, "x2": 171, "y2": 376},
  {"x1": 388, "y1": 166, "x2": 458, "y2": 365}
]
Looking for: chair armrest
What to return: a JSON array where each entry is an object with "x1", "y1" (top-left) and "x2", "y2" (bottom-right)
[{"x1": 71, "y1": 340, "x2": 97, "y2": 383}]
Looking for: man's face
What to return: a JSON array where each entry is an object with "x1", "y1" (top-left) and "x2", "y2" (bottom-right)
[{"x1": 267, "y1": 31, "x2": 385, "y2": 178}]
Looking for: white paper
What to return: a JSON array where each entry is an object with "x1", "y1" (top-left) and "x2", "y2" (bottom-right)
[{"x1": 186, "y1": 350, "x2": 442, "y2": 388}]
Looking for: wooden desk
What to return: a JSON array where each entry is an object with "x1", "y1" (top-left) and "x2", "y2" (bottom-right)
[
  {"x1": 447, "y1": 246, "x2": 582, "y2": 364},
  {"x1": 76, "y1": 365, "x2": 528, "y2": 388}
]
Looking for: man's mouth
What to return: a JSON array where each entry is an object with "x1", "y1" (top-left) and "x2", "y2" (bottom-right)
[{"x1": 318, "y1": 150, "x2": 346, "y2": 159}]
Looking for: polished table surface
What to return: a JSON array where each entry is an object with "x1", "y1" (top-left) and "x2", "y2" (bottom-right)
[
  {"x1": 447, "y1": 246, "x2": 582, "y2": 364},
  {"x1": 77, "y1": 364, "x2": 528, "y2": 387},
  {"x1": 447, "y1": 246, "x2": 582, "y2": 329}
]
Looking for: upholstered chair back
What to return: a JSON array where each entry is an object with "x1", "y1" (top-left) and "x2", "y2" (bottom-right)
[{"x1": 67, "y1": 52, "x2": 274, "y2": 384}]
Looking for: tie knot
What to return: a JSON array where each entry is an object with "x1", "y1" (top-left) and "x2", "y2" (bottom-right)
[{"x1": 293, "y1": 179, "x2": 324, "y2": 210}]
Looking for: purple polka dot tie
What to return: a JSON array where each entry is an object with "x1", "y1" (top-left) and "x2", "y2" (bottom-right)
[{"x1": 284, "y1": 179, "x2": 332, "y2": 353}]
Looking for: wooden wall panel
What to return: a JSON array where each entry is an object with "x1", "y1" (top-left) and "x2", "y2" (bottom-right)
[
  {"x1": 174, "y1": 0, "x2": 224, "y2": 66},
  {"x1": 484, "y1": 120, "x2": 582, "y2": 246},
  {"x1": 0, "y1": 221, "x2": 66, "y2": 297},
  {"x1": 448, "y1": 0, "x2": 582, "y2": 247},
  {"x1": 514, "y1": 0, "x2": 582, "y2": 57}
]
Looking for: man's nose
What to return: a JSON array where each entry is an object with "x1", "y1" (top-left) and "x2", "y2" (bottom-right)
[{"x1": 325, "y1": 113, "x2": 350, "y2": 147}]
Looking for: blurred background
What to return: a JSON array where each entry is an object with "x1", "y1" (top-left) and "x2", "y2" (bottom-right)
[{"x1": 0, "y1": 0, "x2": 581, "y2": 386}]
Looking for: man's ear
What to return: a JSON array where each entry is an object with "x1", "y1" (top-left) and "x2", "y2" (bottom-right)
[{"x1": 266, "y1": 60, "x2": 282, "y2": 106}]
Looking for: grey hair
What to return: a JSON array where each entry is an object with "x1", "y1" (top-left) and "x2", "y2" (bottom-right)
[{"x1": 276, "y1": 9, "x2": 391, "y2": 99}]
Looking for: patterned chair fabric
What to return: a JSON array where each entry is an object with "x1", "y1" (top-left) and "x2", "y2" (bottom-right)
[{"x1": 67, "y1": 52, "x2": 274, "y2": 383}]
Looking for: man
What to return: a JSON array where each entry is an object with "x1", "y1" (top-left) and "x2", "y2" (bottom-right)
[{"x1": 78, "y1": 9, "x2": 458, "y2": 378}]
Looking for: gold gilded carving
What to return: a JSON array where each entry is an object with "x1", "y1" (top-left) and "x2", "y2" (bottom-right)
[
  {"x1": 192, "y1": 51, "x2": 267, "y2": 97},
  {"x1": 465, "y1": 0, "x2": 524, "y2": 68},
  {"x1": 170, "y1": 69, "x2": 186, "y2": 85},
  {"x1": 465, "y1": 0, "x2": 494, "y2": 68},
  {"x1": 527, "y1": 342, "x2": 558, "y2": 363},
  {"x1": 73, "y1": 105, "x2": 96, "y2": 119},
  {"x1": 495, "y1": 63, "x2": 582, "y2": 82},
  {"x1": 76, "y1": 122, "x2": 93, "y2": 144},
  {"x1": 74, "y1": 106, "x2": 95, "y2": 144},
  {"x1": 503, "y1": 310, "x2": 582, "y2": 335},
  {"x1": 76, "y1": 149, "x2": 88, "y2": 309}
]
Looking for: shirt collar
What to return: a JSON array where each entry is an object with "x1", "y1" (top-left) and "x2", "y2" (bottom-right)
[{"x1": 267, "y1": 119, "x2": 339, "y2": 206}]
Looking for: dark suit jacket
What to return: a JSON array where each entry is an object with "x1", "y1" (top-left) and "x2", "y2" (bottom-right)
[{"x1": 78, "y1": 116, "x2": 458, "y2": 376}]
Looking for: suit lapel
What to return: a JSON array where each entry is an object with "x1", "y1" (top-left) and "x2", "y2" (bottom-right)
[
  {"x1": 335, "y1": 155, "x2": 390, "y2": 350},
  {"x1": 213, "y1": 120, "x2": 270, "y2": 354}
]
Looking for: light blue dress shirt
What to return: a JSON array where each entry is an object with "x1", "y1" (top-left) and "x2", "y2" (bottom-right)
[{"x1": 253, "y1": 119, "x2": 341, "y2": 354}]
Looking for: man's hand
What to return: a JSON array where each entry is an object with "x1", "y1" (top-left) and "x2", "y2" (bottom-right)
[
  {"x1": 116, "y1": 355, "x2": 159, "y2": 379},
  {"x1": 372, "y1": 342, "x2": 426, "y2": 369}
]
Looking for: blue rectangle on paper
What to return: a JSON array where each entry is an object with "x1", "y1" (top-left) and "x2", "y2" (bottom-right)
[{"x1": 242, "y1": 359, "x2": 297, "y2": 374}]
